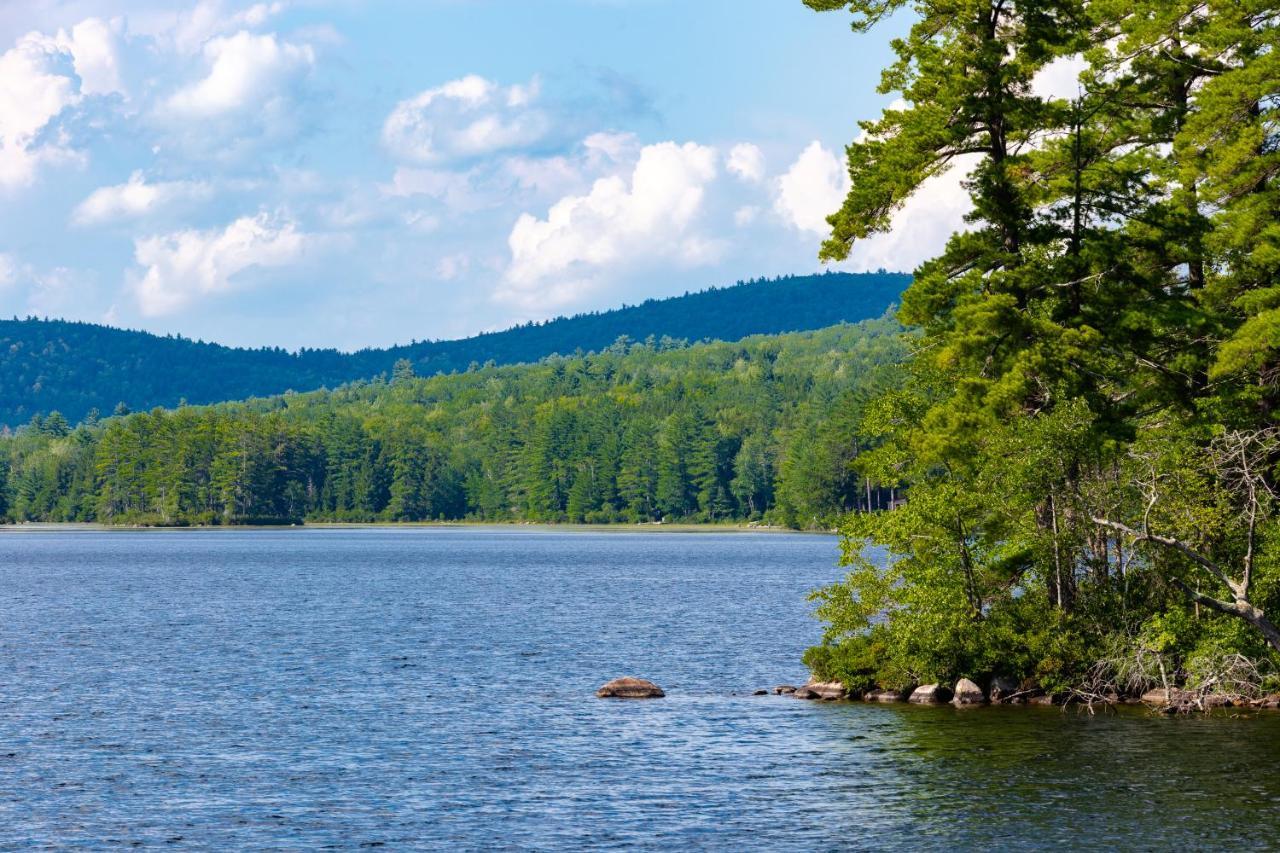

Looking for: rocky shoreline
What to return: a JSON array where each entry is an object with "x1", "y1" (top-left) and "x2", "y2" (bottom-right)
[{"x1": 777, "y1": 678, "x2": 1280, "y2": 712}]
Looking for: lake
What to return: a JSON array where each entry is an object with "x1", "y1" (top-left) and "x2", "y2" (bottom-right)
[{"x1": 1, "y1": 527, "x2": 1279, "y2": 849}]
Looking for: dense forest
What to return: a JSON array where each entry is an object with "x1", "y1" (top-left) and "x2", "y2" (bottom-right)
[
  {"x1": 802, "y1": 0, "x2": 1280, "y2": 706},
  {"x1": 0, "y1": 271, "x2": 907, "y2": 427},
  {"x1": 0, "y1": 319, "x2": 907, "y2": 528}
]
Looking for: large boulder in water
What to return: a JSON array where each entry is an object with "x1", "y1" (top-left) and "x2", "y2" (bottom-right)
[
  {"x1": 909, "y1": 684, "x2": 953, "y2": 704},
  {"x1": 596, "y1": 677, "x2": 665, "y2": 699},
  {"x1": 988, "y1": 675, "x2": 1020, "y2": 703},
  {"x1": 952, "y1": 677, "x2": 986, "y2": 706},
  {"x1": 805, "y1": 680, "x2": 849, "y2": 700}
]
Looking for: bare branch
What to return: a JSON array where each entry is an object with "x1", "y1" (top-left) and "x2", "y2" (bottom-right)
[{"x1": 1090, "y1": 516, "x2": 1239, "y2": 596}]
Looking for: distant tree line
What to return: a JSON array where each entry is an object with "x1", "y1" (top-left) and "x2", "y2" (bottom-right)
[
  {"x1": 0, "y1": 320, "x2": 907, "y2": 528},
  {"x1": 0, "y1": 271, "x2": 908, "y2": 427}
]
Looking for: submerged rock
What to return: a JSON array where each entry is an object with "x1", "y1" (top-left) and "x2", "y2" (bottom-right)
[
  {"x1": 909, "y1": 684, "x2": 953, "y2": 704},
  {"x1": 773, "y1": 685, "x2": 798, "y2": 695},
  {"x1": 596, "y1": 677, "x2": 665, "y2": 699},
  {"x1": 952, "y1": 678, "x2": 986, "y2": 706},
  {"x1": 753, "y1": 689, "x2": 769, "y2": 696},
  {"x1": 988, "y1": 676, "x2": 1020, "y2": 703}
]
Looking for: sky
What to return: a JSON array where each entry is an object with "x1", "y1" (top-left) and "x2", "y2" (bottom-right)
[{"x1": 0, "y1": 0, "x2": 977, "y2": 351}]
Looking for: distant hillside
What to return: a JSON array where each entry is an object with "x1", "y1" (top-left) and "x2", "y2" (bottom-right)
[{"x1": 0, "y1": 271, "x2": 908, "y2": 426}]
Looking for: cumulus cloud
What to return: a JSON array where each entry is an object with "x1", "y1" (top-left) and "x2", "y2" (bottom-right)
[
  {"x1": 382, "y1": 74, "x2": 550, "y2": 165},
  {"x1": 383, "y1": 166, "x2": 491, "y2": 213},
  {"x1": 727, "y1": 143, "x2": 765, "y2": 183},
  {"x1": 51, "y1": 17, "x2": 125, "y2": 97},
  {"x1": 774, "y1": 141, "x2": 849, "y2": 235},
  {"x1": 773, "y1": 138, "x2": 974, "y2": 272},
  {"x1": 132, "y1": 212, "x2": 310, "y2": 315},
  {"x1": 166, "y1": 1, "x2": 288, "y2": 55},
  {"x1": 0, "y1": 31, "x2": 81, "y2": 189},
  {"x1": 500, "y1": 141, "x2": 719, "y2": 308},
  {"x1": 165, "y1": 30, "x2": 314, "y2": 118},
  {"x1": 73, "y1": 171, "x2": 213, "y2": 225},
  {"x1": 843, "y1": 156, "x2": 976, "y2": 271}
]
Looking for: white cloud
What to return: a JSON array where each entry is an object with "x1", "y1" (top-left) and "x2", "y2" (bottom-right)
[
  {"x1": 167, "y1": 1, "x2": 288, "y2": 54},
  {"x1": 774, "y1": 141, "x2": 849, "y2": 235},
  {"x1": 727, "y1": 142, "x2": 765, "y2": 183},
  {"x1": 733, "y1": 205, "x2": 760, "y2": 226},
  {"x1": 382, "y1": 74, "x2": 550, "y2": 164},
  {"x1": 842, "y1": 156, "x2": 976, "y2": 272},
  {"x1": 383, "y1": 166, "x2": 490, "y2": 213},
  {"x1": 1032, "y1": 54, "x2": 1088, "y2": 101},
  {"x1": 132, "y1": 212, "x2": 310, "y2": 315},
  {"x1": 0, "y1": 31, "x2": 80, "y2": 189},
  {"x1": 502, "y1": 132, "x2": 639, "y2": 197},
  {"x1": 500, "y1": 141, "x2": 719, "y2": 308},
  {"x1": 73, "y1": 171, "x2": 213, "y2": 225},
  {"x1": 52, "y1": 17, "x2": 124, "y2": 97},
  {"x1": 773, "y1": 138, "x2": 974, "y2": 272},
  {"x1": 582, "y1": 131, "x2": 638, "y2": 164},
  {"x1": 164, "y1": 30, "x2": 314, "y2": 119}
]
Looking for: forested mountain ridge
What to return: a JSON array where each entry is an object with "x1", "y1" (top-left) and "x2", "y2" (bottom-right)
[
  {"x1": 0, "y1": 318, "x2": 908, "y2": 528},
  {"x1": 0, "y1": 271, "x2": 907, "y2": 427}
]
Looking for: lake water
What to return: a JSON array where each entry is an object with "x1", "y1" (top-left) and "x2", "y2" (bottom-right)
[{"x1": 2, "y1": 527, "x2": 1279, "y2": 849}]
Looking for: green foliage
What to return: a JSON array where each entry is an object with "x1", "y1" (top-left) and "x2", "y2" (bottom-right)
[
  {"x1": 0, "y1": 320, "x2": 909, "y2": 527},
  {"x1": 0, "y1": 272, "x2": 907, "y2": 427},
  {"x1": 803, "y1": 0, "x2": 1280, "y2": 694}
]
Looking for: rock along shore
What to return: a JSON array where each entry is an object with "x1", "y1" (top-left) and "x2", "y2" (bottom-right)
[{"x1": 773, "y1": 677, "x2": 1280, "y2": 711}]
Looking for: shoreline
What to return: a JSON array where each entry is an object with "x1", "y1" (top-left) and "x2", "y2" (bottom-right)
[{"x1": 0, "y1": 520, "x2": 833, "y2": 535}]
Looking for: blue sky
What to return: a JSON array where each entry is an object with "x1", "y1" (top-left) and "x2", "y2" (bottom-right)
[{"x1": 0, "y1": 0, "x2": 971, "y2": 350}]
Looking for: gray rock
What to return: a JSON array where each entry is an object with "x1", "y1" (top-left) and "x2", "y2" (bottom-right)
[
  {"x1": 865, "y1": 688, "x2": 910, "y2": 702},
  {"x1": 988, "y1": 675, "x2": 1020, "y2": 703},
  {"x1": 909, "y1": 684, "x2": 953, "y2": 704},
  {"x1": 773, "y1": 685, "x2": 798, "y2": 695},
  {"x1": 952, "y1": 677, "x2": 986, "y2": 706},
  {"x1": 793, "y1": 686, "x2": 820, "y2": 699},
  {"x1": 805, "y1": 680, "x2": 848, "y2": 701},
  {"x1": 596, "y1": 677, "x2": 665, "y2": 699},
  {"x1": 753, "y1": 689, "x2": 768, "y2": 696}
]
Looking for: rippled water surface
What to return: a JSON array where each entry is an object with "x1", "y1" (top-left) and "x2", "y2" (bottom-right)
[{"x1": 2, "y1": 527, "x2": 1280, "y2": 849}]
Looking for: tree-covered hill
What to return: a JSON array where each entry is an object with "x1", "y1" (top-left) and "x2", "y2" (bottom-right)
[
  {"x1": 0, "y1": 271, "x2": 907, "y2": 427},
  {"x1": 0, "y1": 318, "x2": 909, "y2": 528}
]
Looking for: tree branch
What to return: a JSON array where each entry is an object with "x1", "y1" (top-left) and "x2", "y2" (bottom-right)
[{"x1": 1090, "y1": 516, "x2": 1240, "y2": 596}]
